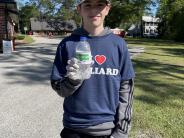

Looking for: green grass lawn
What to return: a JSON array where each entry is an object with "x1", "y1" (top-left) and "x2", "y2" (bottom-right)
[
  {"x1": 126, "y1": 38, "x2": 184, "y2": 138},
  {"x1": 23, "y1": 35, "x2": 34, "y2": 43},
  {"x1": 15, "y1": 34, "x2": 34, "y2": 43}
]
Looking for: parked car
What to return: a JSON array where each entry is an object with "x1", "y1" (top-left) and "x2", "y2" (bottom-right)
[{"x1": 111, "y1": 28, "x2": 126, "y2": 38}]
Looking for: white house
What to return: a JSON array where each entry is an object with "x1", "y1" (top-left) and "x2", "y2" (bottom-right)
[{"x1": 142, "y1": 16, "x2": 160, "y2": 37}]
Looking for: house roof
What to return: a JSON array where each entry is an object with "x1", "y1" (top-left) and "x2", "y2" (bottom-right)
[
  {"x1": 0, "y1": 0, "x2": 16, "y2": 4},
  {"x1": 142, "y1": 16, "x2": 160, "y2": 22},
  {"x1": 0, "y1": 0, "x2": 18, "y2": 23},
  {"x1": 30, "y1": 18, "x2": 77, "y2": 31},
  {"x1": 0, "y1": 0, "x2": 18, "y2": 14}
]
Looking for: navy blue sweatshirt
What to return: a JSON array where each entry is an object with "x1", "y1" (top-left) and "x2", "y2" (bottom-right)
[{"x1": 51, "y1": 28, "x2": 135, "y2": 137}]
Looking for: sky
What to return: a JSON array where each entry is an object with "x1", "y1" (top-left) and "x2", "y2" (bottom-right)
[
  {"x1": 21, "y1": 0, "x2": 29, "y2": 4},
  {"x1": 150, "y1": 3, "x2": 159, "y2": 16},
  {"x1": 16, "y1": 0, "x2": 29, "y2": 5},
  {"x1": 150, "y1": 7, "x2": 157, "y2": 16}
]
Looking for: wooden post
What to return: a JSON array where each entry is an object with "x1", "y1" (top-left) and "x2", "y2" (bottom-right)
[{"x1": 5, "y1": 3, "x2": 8, "y2": 39}]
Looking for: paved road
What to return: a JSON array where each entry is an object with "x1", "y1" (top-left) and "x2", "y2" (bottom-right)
[
  {"x1": 0, "y1": 36, "x2": 144, "y2": 138},
  {"x1": 0, "y1": 36, "x2": 63, "y2": 138}
]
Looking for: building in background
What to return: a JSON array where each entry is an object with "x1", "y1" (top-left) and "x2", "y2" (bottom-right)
[
  {"x1": 127, "y1": 16, "x2": 160, "y2": 38},
  {"x1": 30, "y1": 18, "x2": 77, "y2": 35},
  {"x1": 127, "y1": 24, "x2": 141, "y2": 37},
  {"x1": 0, "y1": 0, "x2": 18, "y2": 52},
  {"x1": 142, "y1": 16, "x2": 160, "y2": 38}
]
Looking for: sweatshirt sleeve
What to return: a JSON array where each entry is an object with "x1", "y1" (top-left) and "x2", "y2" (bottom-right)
[
  {"x1": 120, "y1": 40, "x2": 135, "y2": 81},
  {"x1": 111, "y1": 79, "x2": 134, "y2": 138},
  {"x1": 111, "y1": 39, "x2": 135, "y2": 137},
  {"x1": 50, "y1": 41, "x2": 83, "y2": 97}
]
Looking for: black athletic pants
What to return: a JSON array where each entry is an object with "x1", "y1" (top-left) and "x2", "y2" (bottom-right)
[{"x1": 60, "y1": 128, "x2": 111, "y2": 138}]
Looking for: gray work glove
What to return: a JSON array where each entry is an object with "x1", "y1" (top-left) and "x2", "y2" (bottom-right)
[
  {"x1": 66, "y1": 58, "x2": 81, "y2": 81},
  {"x1": 66, "y1": 58, "x2": 94, "y2": 81}
]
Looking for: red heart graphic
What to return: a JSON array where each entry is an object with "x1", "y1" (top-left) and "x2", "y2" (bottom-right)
[{"x1": 95, "y1": 55, "x2": 106, "y2": 65}]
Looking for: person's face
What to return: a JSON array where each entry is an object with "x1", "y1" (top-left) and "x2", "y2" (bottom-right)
[{"x1": 77, "y1": 0, "x2": 111, "y2": 28}]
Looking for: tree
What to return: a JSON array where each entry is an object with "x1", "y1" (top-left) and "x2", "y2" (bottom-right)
[
  {"x1": 27, "y1": 0, "x2": 81, "y2": 27},
  {"x1": 18, "y1": 0, "x2": 79, "y2": 32},
  {"x1": 157, "y1": 0, "x2": 184, "y2": 41},
  {"x1": 15, "y1": 0, "x2": 24, "y2": 10},
  {"x1": 19, "y1": 4, "x2": 40, "y2": 33},
  {"x1": 19, "y1": 0, "x2": 158, "y2": 33},
  {"x1": 105, "y1": 0, "x2": 156, "y2": 29}
]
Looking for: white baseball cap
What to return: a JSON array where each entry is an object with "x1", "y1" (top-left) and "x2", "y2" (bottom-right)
[{"x1": 77, "y1": 0, "x2": 111, "y2": 6}]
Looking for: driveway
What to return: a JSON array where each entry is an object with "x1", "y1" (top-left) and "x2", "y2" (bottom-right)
[{"x1": 0, "y1": 36, "x2": 63, "y2": 138}]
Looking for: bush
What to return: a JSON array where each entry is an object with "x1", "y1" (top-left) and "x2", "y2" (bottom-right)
[{"x1": 15, "y1": 35, "x2": 25, "y2": 40}]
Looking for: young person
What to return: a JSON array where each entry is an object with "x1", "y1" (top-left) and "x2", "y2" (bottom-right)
[{"x1": 51, "y1": 0, "x2": 135, "y2": 137}]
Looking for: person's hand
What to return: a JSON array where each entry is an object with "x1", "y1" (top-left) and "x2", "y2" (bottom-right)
[
  {"x1": 66, "y1": 58, "x2": 94, "y2": 80},
  {"x1": 66, "y1": 58, "x2": 81, "y2": 81}
]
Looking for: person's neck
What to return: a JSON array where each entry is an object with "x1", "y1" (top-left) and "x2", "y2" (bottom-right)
[{"x1": 83, "y1": 25, "x2": 104, "y2": 36}]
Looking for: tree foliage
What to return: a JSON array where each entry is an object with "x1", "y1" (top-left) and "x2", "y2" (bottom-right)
[
  {"x1": 19, "y1": 0, "x2": 156, "y2": 32},
  {"x1": 157, "y1": 0, "x2": 184, "y2": 41},
  {"x1": 25, "y1": 0, "x2": 81, "y2": 26},
  {"x1": 105, "y1": 0, "x2": 156, "y2": 29},
  {"x1": 26, "y1": 0, "x2": 78, "y2": 20},
  {"x1": 19, "y1": 4, "x2": 40, "y2": 33}
]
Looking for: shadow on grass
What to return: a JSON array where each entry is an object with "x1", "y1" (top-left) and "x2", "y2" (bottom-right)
[
  {"x1": 0, "y1": 43, "x2": 58, "y2": 86},
  {"x1": 126, "y1": 38, "x2": 184, "y2": 47},
  {"x1": 133, "y1": 59, "x2": 184, "y2": 105},
  {"x1": 160, "y1": 47, "x2": 184, "y2": 56},
  {"x1": 143, "y1": 52, "x2": 174, "y2": 57}
]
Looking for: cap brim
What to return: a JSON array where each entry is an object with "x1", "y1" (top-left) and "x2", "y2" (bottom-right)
[{"x1": 77, "y1": 0, "x2": 110, "y2": 6}]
